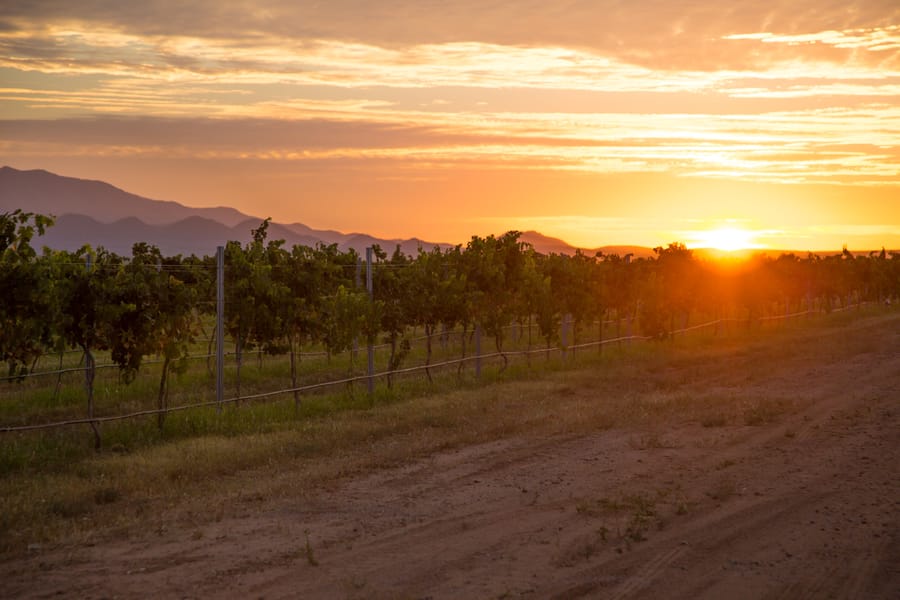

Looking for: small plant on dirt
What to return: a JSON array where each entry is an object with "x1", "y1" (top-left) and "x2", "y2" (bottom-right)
[
  {"x1": 575, "y1": 500, "x2": 594, "y2": 516},
  {"x1": 624, "y1": 520, "x2": 648, "y2": 543},
  {"x1": 93, "y1": 486, "x2": 120, "y2": 505},
  {"x1": 706, "y1": 479, "x2": 736, "y2": 502},
  {"x1": 701, "y1": 414, "x2": 728, "y2": 428},
  {"x1": 47, "y1": 497, "x2": 92, "y2": 519},
  {"x1": 577, "y1": 491, "x2": 670, "y2": 545},
  {"x1": 629, "y1": 433, "x2": 677, "y2": 450},
  {"x1": 623, "y1": 494, "x2": 658, "y2": 542},
  {"x1": 743, "y1": 398, "x2": 791, "y2": 426},
  {"x1": 576, "y1": 496, "x2": 624, "y2": 517},
  {"x1": 596, "y1": 525, "x2": 609, "y2": 541},
  {"x1": 555, "y1": 527, "x2": 612, "y2": 567},
  {"x1": 575, "y1": 539, "x2": 600, "y2": 561},
  {"x1": 304, "y1": 530, "x2": 319, "y2": 567}
]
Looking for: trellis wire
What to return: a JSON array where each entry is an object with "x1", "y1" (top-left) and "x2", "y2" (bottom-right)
[{"x1": 1, "y1": 309, "x2": 837, "y2": 434}]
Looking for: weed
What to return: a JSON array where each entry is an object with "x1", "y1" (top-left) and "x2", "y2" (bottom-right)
[
  {"x1": 743, "y1": 398, "x2": 791, "y2": 426},
  {"x1": 575, "y1": 539, "x2": 600, "y2": 561},
  {"x1": 701, "y1": 414, "x2": 728, "y2": 428},
  {"x1": 555, "y1": 385, "x2": 576, "y2": 397},
  {"x1": 556, "y1": 531, "x2": 606, "y2": 567},
  {"x1": 629, "y1": 433, "x2": 676, "y2": 450},
  {"x1": 47, "y1": 497, "x2": 92, "y2": 519},
  {"x1": 623, "y1": 493, "x2": 658, "y2": 542},
  {"x1": 624, "y1": 520, "x2": 648, "y2": 543},
  {"x1": 93, "y1": 487, "x2": 120, "y2": 505},
  {"x1": 304, "y1": 530, "x2": 319, "y2": 567},
  {"x1": 707, "y1": 479, "x2": 736, "y2": 502},
  {"x1": 575, "y1": 500, "x2": 594, "y2": 516}
]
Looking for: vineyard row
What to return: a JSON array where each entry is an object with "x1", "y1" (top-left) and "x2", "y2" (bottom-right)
[{"x1": 3, "y1": 211, "x2": 899, "y2": 446}]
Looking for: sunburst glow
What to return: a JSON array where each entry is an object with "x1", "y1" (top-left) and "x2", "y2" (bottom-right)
[{"x1": 689, "y1": 227, "x2": 764, "y2": 252}]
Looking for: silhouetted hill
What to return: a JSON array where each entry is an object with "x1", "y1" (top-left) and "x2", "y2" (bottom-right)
[
  {"x1": 518, "y1": 231, "x2": 654, "y2": 258},
  {"x1": 0, "y1": 166, "x2": 659, "y2": 258},
  {"x1": 40, "y1": 214, "x2": 228, "y2": 256},
  {"x1": 0, "y1": 166, "x2": 253, "y2": 227},
  {"x1": 0, "y1": 166, "x2": 455, "y2": 256}
]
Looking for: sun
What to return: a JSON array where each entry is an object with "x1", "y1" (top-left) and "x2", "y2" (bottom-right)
[{"x1": 690, "y1": 227, "x2": 762, "y2": 252}]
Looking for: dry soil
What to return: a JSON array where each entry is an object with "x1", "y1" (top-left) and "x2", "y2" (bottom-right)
[{"x1": 2, "y1": 315, "x2": 899, "y2": 599}]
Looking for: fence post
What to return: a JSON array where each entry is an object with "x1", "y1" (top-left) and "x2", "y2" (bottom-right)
[
  {"x1": 84, "y1": 253, "x2": 101, "y2": 449},
  {"x1": 561, "y1": 313, "x2": 571, "y2": 360},
  {"x1": 216, "y1": 246, "x2": 224, "y2": 412},
  {"x1": 366, "y1": 247, "x2": 375, "y2": 395},
  {"x1": 628, "y1": 302, "x2": 636, "y2": 344},
  {"x1": 354, "y1": 257, "x2": 362, "y2": 367},
  {"x1": 597, "y1": 315, "x2": 603, "y2": 355},
  {"x1": 475, "y1": 323, "x2": 482, "y2": 378}
]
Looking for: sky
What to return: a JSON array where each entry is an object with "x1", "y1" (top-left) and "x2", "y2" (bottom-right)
[{"x1": 1, "y1": 1, "x2": 899, "y2": 251}]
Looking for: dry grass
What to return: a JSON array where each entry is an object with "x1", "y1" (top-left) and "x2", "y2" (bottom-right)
[{"x1": 1, "y1": 308, "x2": 896, "y2": 555}]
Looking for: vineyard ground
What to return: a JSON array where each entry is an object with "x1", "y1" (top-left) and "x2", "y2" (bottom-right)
[{"x1": 1, "y1": 311, "x2": 899, "y2": 598}]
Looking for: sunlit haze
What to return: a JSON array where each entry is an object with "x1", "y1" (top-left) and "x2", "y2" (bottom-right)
[
  {"x1": 1, "y1": 1, "x2": 898, "y2": 251},
  {"x1": 686, "y1": 226, "x2": 765, "y2": 252}
]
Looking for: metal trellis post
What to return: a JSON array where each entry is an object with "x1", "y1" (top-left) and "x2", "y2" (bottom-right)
[
  {"x1": 216, "y1": 246, "x2": 225, "y2": 411},
  {"x1": 366, "y1": 247, "x2": 375, "y2": 395}
]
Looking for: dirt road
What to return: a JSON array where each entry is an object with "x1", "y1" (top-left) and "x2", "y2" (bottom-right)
[{"x1": 3, "y1": 316, "x2": 899, "y2": 599}]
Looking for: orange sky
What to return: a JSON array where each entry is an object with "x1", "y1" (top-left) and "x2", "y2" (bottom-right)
[{"x1": 1, "y1": 1, "x2": 898, "y2": 250}]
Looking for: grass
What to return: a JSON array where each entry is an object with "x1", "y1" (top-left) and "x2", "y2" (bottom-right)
[{"x1": 0, "y1": 306, "x2": 897, "y2": 555}]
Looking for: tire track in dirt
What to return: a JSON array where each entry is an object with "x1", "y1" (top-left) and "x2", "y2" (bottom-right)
[
  {"x1": 602, "y1": 545, "x2": 688, "y2": 600},
  {"x1": 532, "y1": 341, "x2": 900, "y2": 599},
  {"x1": 766, "y1": 537, "x2": 893, "y2": 600},
  {"x1": 536, "y1": 487, "x2": 833, "y2": 599},
  {"x1": 235, "y1": 435, "x2": 635, "y2": 599}
]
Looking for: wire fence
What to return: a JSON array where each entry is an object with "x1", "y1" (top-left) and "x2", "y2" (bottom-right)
[
  {"x1": 0, "y1": 317, "x2": 627, "y2": 383},
  {"x1": 2, "y1": 304, "x2": 866, "y2": 436}
]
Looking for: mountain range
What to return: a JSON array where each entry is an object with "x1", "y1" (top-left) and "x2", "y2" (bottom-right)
[{"x1": 0, "y1": 166, "x2": 651, "y2": 258}]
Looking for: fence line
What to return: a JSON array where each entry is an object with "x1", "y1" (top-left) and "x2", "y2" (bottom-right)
[
  {"x1": 0, "y1": 319, "x2": 607, "y2": 383},
  {"x1": 6, "y1": 292, "x2": 865, "y2": 384},
  {"x1": 0, "y1": 332, "x2": 657, "y2": 434},
  {"x1": 0, "y1": 306, "x2": 814, "y2": 383},
  {"x1": 0, "y1": 305, "x2": 873, "y2": 435}
]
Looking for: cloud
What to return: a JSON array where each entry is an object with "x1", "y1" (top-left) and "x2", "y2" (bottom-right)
[
  {"x1": 2, "y1": 104, "x2": 898, "y2": 187},
  {"x1": 4, "y1": 1, "x2": 899, "y2": 70},
  {"x1": 2, "y1": 29, "x2": 897, "y2": 106},
  {"x1": 725, "y1": 25, "x2": 900, "y2": 52}
]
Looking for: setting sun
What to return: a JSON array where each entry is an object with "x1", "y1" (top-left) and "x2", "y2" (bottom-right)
[{"x1": 689, "y1": 226, "x2": 763, "y2": 252}]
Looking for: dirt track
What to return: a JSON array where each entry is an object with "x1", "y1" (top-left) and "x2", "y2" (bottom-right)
[{"x1": 3, "y1": 316, "x2": 899, "y2": 599}]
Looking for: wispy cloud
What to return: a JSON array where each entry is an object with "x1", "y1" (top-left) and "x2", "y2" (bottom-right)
[
  {"x1": 2, "y1": 101, "x2": 899, "y2": 185},
  {"x1": 724, "y1": 25, "x2": 900, "y2": 52}
]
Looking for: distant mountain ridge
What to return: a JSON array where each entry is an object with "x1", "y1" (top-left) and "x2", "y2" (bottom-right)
[
  {"x1": 0, "y1": 166, "x2": 457, "y2": 256},
  {"x1": 0, "y1": 166, "x2": 649, "y2": 257},
  {"x1": 0, "y1": 166, "x2": 252, "y2": 228}
]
